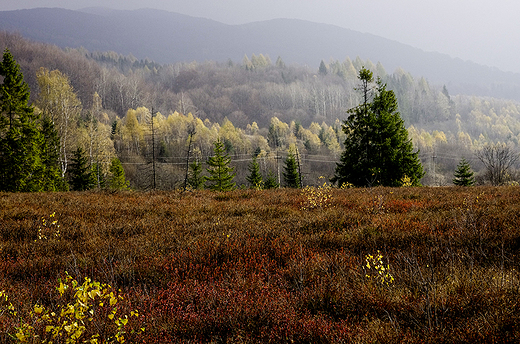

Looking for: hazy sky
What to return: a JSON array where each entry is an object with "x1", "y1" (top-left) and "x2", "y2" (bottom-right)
[{"x1": 2, "y1": 0, "x2": 519, "y2": 73}]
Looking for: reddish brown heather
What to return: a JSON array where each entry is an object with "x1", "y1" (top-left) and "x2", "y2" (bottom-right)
[{"x1": 0, "y1": 187, "x2": 520, "y2": 343}]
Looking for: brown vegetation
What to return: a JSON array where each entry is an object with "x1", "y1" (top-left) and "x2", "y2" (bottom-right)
[{"x1": 1, "y1": 186, "x2": 520, "y2": 342}]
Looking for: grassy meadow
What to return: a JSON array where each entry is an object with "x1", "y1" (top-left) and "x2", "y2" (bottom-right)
[{"x1": 1, "y1": 186, "x2": 520, "y2": 343}]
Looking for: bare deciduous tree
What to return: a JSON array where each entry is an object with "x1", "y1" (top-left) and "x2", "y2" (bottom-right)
[
  {"x1": 476, "y1": 143, "x2": 519, "y2": 185},
  {"x1": 183, "y1": 122, "x2": 196, "y2": 191}
]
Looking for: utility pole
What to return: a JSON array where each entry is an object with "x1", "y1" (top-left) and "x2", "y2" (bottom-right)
[
  {"x1": 277, "y1": 150, "x2": 281, "y2": 187},
  {"x1": 151, "y1": 107, "x2": 156, "y2": 190},
  {"x1": 183, "y1": 123, "x2": 196, "y2": 191},
  {"x1": 432, "y1": 151, "x2": 437, "y2": 186},
  {"x1": 296, "y1": 147, "x2": 303, "y2": 188}
]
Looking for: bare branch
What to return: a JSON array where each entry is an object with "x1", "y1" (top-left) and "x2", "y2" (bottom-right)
[{"x1": 476, "y1": 143, "x2": 519, "y2": 185}]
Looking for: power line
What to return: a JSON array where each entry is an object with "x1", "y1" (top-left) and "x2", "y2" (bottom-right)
[{"x1": 121, "y1": 157, "x2": 339, "y2": 165}]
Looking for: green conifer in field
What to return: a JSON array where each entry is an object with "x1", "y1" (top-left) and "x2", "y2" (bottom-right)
[
  {"x1": 187, "y1": 160, "x2": 206, "y2": 190},
  {"x1": 206, "y1": 138, "x2": 236, "y2": 191},
  {"x1": 453, "y1": 158, "x2": 475, "y2": 186},
  {"x1": 283, "y1": 150, "x2": 300, "y2": 188},
  {"x1": 108, "y1": 157, "x2": 130, "y2": 190},
  {"x1": 0, "y1": 49, "x2": 47, "y2": 191},
  {"x1": 332, "y1": 67, "x2": 424, "y2": 187},
  {"x1": 264, "y1": 170, "x2": 279, "y2": 189},
  {"x1": 68, "y1": 147, "x2": 95, "y2": 191},
  {"x1": 246, "y1": 156, "x2": 263, "y2": 189}
]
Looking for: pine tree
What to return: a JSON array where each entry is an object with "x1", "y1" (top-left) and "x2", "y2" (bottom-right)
[
  {"x1": 264, "y1": 170, "x2": 279, "y2": 189},
  {"x1": 283, "y1": 151, "x2": 300, "y2": 188},
  {"x1": 0, "y1": 119, "x2": 44, "y2": 191},
  {"x1": 246, "y1": 156, "x2": 263, "y2": 189},
  {"x1": 453, "y1": 158, "x2": 475, "y2": 186},
  {"x1": 318, "y1": 60, "x2": 328, "y2": 75},
  {"x1": 187, "y1": 160, "x2": 206, "y2": 190},
  {"x1": 332, "y1": 68, "x2": 424, "y2": 187},
  {"x1": 206, "y1": 138, "x2": 236, "y2": 191},
  {"x1": 0, "y1": 49, "x2": 33, "y2": 130},
  {"x1": 68, "y1": 147, "x2": 94, "y2": 191},
  {"x1": 0, "y1": 48, "x2": 45, "y2": 192},
  {"x1": 108, "y1": 157, "x2": 130, "y2": 190},
  {"x1": 275, "y1": 56, "x2": 286, "y2": 69}
]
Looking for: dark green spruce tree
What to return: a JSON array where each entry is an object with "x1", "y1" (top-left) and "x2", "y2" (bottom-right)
[
  {"x1": 453, "y1": 158, "x2": 475, "y2": 186},
  {"x1": 318, "y1": 60, "x2": 328, "y2": 75},
  {"x1": 68, "y1": 147, "x2": 95, "y2": 191},
  {"x1": 283, "y1": 150, "x2": 300, "y2": 188},
  {"x1": 332, "y1": 67, "x2": 424, "y2": 187},
  {"x1": 264, "y1": 170, "x2": 279, "y2": 189},
  {"x1": 246, "y1": 156, "x2": 263, "y2": 189},
  {"x1": 187, "y1": 159, "x2": 206, "y2": 190},
  {"x1": 205, "y1": 138, "x2": 236, "y2": 191},
  {"x1": 0, "y1": 48, "x2": 46, "y2": 191}
]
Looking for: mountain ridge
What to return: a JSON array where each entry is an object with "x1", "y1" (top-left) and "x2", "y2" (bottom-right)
[{"x1": 0, "y1": 7, "x2": 519, "y2": 100}]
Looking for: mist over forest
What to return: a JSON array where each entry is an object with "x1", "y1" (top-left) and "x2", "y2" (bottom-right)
[
  {"x1": 1, "y1": 21, "x2": 520, "y2": 189},
  {"x1": 2, "y1": 7, "x2": 520, "y2": 101}
]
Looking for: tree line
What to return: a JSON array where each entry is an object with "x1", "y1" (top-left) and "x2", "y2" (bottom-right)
[
  {"x1": 1, "y1": 32, "x2": 520, "y2": 189},
  {"x1": 0, "y1": 47, "x2": 423, "y2": 191},
  {"x1": 0, "y1": 49, "x2": 128, "y2": 191}
]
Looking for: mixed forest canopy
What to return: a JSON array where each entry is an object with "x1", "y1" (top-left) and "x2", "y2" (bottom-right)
[{"x1": 1, "y1": 32, "x2": 520, "y2": 189}]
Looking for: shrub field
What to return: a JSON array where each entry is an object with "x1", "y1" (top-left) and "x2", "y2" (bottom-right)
[{"x1": 1, "y1": 186, "x2": 520, "y2": 343}]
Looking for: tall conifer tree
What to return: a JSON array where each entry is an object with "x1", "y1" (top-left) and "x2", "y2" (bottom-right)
[
  {"x1": 205, "y1": 138, "x2": 236, "y2": 191},
  {"x1": 187, "y1": 160, "x2": 206, "y2": 190},
  {"x1": 0, "y1": 49, "x2": 46, "y2": 191},
  {"x1": 283, "y1": 150, "x2": 300, "y2": 188},
  {"x1": 318, "y1": 60, "x2": 328, "y2": 75},
  {"x1": 332, "y1": 67, "x2": 424, "y2": 187},
  {"x1": 246, "y1": 156, "x2": 263, "y2": 189},
  {"x1": 108, "y1": 157, "x2": 130, "y2": 190},
  {"x1": 264, "y1": 170, "x2": 279, "y2": 189},
  {"x1": 453, "y1": 158, "x2": 475, "y2": 186},
  {"x1": 68, "y1": 147, "x2": 95, "y2": 191}
]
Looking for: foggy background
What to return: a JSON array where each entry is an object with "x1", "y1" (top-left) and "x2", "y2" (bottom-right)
[{"x1": 1, "y1": 0, "x2": 519, "y2": 74}]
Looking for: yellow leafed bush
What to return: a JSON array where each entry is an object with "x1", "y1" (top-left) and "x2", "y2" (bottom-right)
[
  {"x1": 301, "y1": 177, "x2": 334, "y2": 211},
  {"x1": 364, "y1": 251, "x2": 394, "y2": 286},
  {"x1": 2, "y1": 272, "x2": 142, "y2": 343}
]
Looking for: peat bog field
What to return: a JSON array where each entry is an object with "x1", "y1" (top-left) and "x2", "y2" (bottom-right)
[{"x1": 1, "y1": 186, "x2": 520, "y2": 343}]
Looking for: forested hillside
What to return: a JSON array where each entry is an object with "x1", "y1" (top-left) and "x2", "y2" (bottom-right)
[
  {"x1": 2, "y1": 7, "x2": 520, "y2": 101},
  {"x1": 2, "y1": 32, "x2": 520, "y2": 189}
]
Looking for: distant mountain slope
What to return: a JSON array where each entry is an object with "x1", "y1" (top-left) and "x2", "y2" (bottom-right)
[{"x1": 1, "y1": 7, "x2": 519, "y2": 100}]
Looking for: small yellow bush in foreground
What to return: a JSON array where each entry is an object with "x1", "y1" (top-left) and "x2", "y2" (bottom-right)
[{"x1": 1, "y1": 272, "x2": 142, "y2": 343}]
